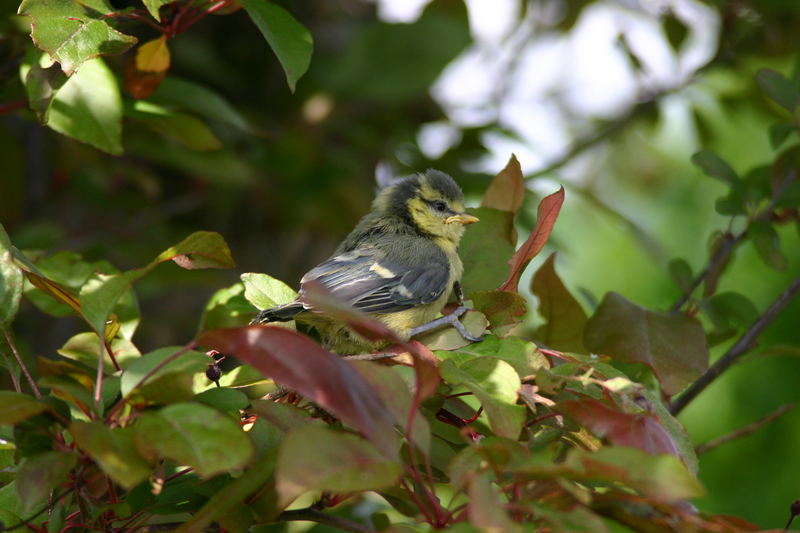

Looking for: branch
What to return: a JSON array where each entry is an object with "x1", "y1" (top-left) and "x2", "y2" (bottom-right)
[
  {"x1": 1, "y1": 351, "x2": 22, "y2": 393},
  {"x1": 695, "y1": 403, "x2": 795, "y2": 455},
  {"x1": 2, "y1": 326, "x2": 41, "y2": 398},
  {"x1": 670, "y1": 169, "x2": 796, "y2": 312},
  {"x1": 670, "y1": 274, "x2": 800, "y2": 415},
  {"x1": 274, "y1": 507, "x2": 375, "y2": 533}
]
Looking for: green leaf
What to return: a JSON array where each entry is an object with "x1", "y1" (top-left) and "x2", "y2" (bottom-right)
[
  {"x1": 241, "y1": 272, "x2": 297, "y2": 310},
  {"x1": 150, "y1": 77, "x2": 254, "y2": 133},
  {"x1": 16, "y1": 451, "x2": 77, "y2": 511},
  {"x1": 531, "y1": 253, "x2": 587, "y2": 353},
  {"x1": 756, "y1": 68, "x2": 800, "y2": 111},
  {"x1": 142, "y1": 0, "x2": 173, "y2": 21},
  {"x1": 18, "y1": 0, "x2": 137, "y2": 75},
  {"x1": 154, "y1": 230, "x2": 235, "y2": 270},
  {"x1": 198, "y1": 283, "x2": 255, "y2": 332},
  {"x1": 133, "y1": 402, "x2": 255, "y2": 477},
  {"x1": 70, "y1": 421, "x2": 152, "y2": 489},
  {"x1": 275, "y1": 425, "x2": 402, "y2": 507},
  {"x1": 48, "y1": 57, "x2": 123, "y2": 154},
  {"x1": 750, "y1": 221, "x2": 787, "y2": 270},
  {"x1": 691, "y1": 150, "x2": 740, "y2": 186},
  {"x1": 58, "y1": 331, "x2": 140, "y2": 372},
  {"x1": 194, "y1": 387, "x2": 250, "y2": 413},
  {"x1": 440, "y1": 358, "x2": 525, "y2": 439},
  {"x1": 125, "y1": 100, "x2": 223, "y2": 151},
  {"x1": 584, "y1": 292, "x2": 708, "y2": 395},
  {"x1": 459, "y1": 208, "x2": 515, "y2": 295},
  {"x1": 19, "y1": 47, "x2": 68, "y2": 123},
  {"x1": 120, "y1": 346, "x2": 209, "y2": 397},
  {"x1": 79, "y1": 270, "x2": 140, "y2": 334},
  {"x1": 769, "y1": 122, "x2": 796, "y2": 149},
  {"x1": 350, "y1": 361, "x2": 430, "y2": 453},
  {"x1": 703, "y1": 291, "x2": 759, "y2": 330},
  {"x1": 0, "y1": 224, "x2": 23, "y2": 324},
  {"x1": 468, "y1": 472, "x2": 523, "y2": 533},
  {"x1": 471, "y1": 290, "x2": 527, "y2": 335},
  {"x1": 667, "y1": 258, "x2": 693, "y2": 293},
  {"x1": 0, "y1": 392, "x2": 50, "y2": 425},
  {"x1": 239, "y1": 0, "x2": 313, "y2": 92}
]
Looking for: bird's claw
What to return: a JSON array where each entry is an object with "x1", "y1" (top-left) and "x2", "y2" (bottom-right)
[{"x1": 446, "y1": 306, "x2": 484, "y2": 343}]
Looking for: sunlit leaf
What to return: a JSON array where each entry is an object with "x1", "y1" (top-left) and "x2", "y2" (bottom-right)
[
  {"x1": 200, "y1": 325, "x2": 399, "y2": 456},
  {"x1": 120, "y1": 346, "x2": 208, "y2": 397},
  {"x1": 481, "y1": 154, "x2": 526, "y2": 214},
  {"x1": 275, "y1": 425, "x2": 402, "y2": 507},
  {"x1": 441, "y1": 358, "x2": 525, "y2": 439},
  {"x1": 133, "y1": 402, "x2": 255, "y2": 477},
  {"x1": 58, "y1": 331, "x2": 140, "y2": 373},
  {"x1": 20, "y1": 47, "x2": 67, "y2": 123},
  {"x1": 154, "y1": 231, "x2": 235, "y2": 270},
  {"x1": 239, "y1": 0, "x2": 313, "y2": 92},
  {"x1": 584, "y1": 292, "x2": 708, "y2": 395},
  {"x1": 531, "y1": 253, "x2": 587, "y2": 352},
  {"x1": 499, "y1": 187, "x2": 565, "y2": 293},
  {"x1": 70, "y1": 421, "x2": 151, "y2": 489},
  {"x1": 0, "y1": 225, "x2": 22, "y2": 324},
  {"x1": 198, "y1": 282, "x2": 255, "y2": 332},
  {"x1": 142, "y1": 0, "x2": 173, "y2": 21},
  {"x1": 241, "y1": 272, "x2": 297, "y2": 310},
  {"x1": 19, "y1": 0, "x2": 137, "y2": 75},
  {"x1": 194, "y1": 387, "x2": 249, "y2": 412},
  {"x1": 48, "y1": 57, "x2": 123, "y2": 154},
  {"x1": 125, "y1": 35, "x2": 171, "y2": 99}
]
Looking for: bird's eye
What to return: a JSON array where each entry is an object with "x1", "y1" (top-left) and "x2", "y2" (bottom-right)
[{"x1": 432, "y1": 200, "x2": 447, "y2": 212}]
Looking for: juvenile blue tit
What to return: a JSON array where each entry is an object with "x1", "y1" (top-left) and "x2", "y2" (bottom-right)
[{"x1": 253, "y1": 170, "x2": 479, "y2": 354}]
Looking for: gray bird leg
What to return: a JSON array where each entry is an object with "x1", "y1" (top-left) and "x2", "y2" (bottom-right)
[{"x1": 409, "y1": 283, "x2": 484, "y2": 343}]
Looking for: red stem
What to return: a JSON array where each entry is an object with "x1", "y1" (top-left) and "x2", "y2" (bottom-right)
[{"x1": 0, "y1": 100, "x2": 27, "y2": 114}]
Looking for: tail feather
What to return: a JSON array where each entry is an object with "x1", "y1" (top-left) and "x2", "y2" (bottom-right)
[{"x1": 251, "y1": 301, "x2": 305, "y2": 324}]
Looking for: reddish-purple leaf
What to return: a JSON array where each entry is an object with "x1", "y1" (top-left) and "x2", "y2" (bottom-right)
[
  {"x1": 558, "y1": 399, "x2": 679, "y2": 457},
  {"x1": 499, "y1": 187, "x2": 565, "y2": 293},
  {"x1": 481, "y1": 154, "x2": 526, "y2": 214},
  {"x1": 300, "y1": 280, "x2": 399, "y2": 342},
  {"x1": 199, "y1": 325, "x2": 398, "y2": 456},
  {"x1": 584, "y1": 292, "x2": 708, "y2": 395},
  {"x1": 531, "y1": 253, "x2": 587, "y2": 352}
]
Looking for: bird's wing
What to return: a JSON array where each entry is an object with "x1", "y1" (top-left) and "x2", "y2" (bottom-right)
[{"x1": 299, "y1": 241, "x2": 450, "y2": 314}]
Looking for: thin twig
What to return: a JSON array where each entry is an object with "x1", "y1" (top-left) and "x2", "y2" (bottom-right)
[
  {"x1": 273, "y1": 507, "x2": 375, "y2": 533},
  {"x1": 2, "y1": 326, "x2": 41, "y2": 398},
  {"x1": 1, "y1": 351, "x2": 22, "y2": 393},
  {"x1": 695, "y1": 403, "x2": 795, "y2": 455},
  {"x1": 671, "y1": 274, "x2": 800, "y2": 415}
]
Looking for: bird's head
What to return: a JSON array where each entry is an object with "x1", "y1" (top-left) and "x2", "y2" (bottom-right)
[{"x1": 376, "y1": 170, "x2": 479, "y2": 246}]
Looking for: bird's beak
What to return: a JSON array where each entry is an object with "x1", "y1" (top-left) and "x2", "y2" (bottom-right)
[{"x1": 446, "y1": 213, "x2": 480, "y2": 225}]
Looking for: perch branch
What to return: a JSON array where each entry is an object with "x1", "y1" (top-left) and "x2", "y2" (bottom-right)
[{"x1": 695, "y1": 403, "x2": 795, "y2": 455}]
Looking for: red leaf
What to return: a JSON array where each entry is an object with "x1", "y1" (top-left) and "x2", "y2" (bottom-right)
[
  {"x1": 300, "y1": 280, "x2": 399, "y2": 343},
  {"x1": 125, "y1": 36, "x2": 170, "y2": 99},
  {"x1": 199, "y1": 325, "x2": 398, "y2": 456},
  {"x1": 499, "y1": 187, "x2": 565, "y2": 293},
  {"x1": 405, "y1": 340, "x2": 440, "y2": 403},
  {"x1": 481, "y1": 154, "x2": 526, "y2": 214},
  {"x1": 558, "y1": 399, "x2": 679, "y2": 457}
]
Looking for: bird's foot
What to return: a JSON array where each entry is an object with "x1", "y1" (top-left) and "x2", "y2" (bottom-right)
[{"x1": 409, "y1": 305, "x2": 484, "y2": 343}]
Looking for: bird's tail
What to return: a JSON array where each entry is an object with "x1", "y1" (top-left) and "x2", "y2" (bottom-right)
[{"x1": 251, "y1": 301, "x2": 305, "y2": 324}]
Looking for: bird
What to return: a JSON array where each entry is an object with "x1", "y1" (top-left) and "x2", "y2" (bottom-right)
[{"x1": 252, "y1": 169, "x2": 480, "y2": 354}]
